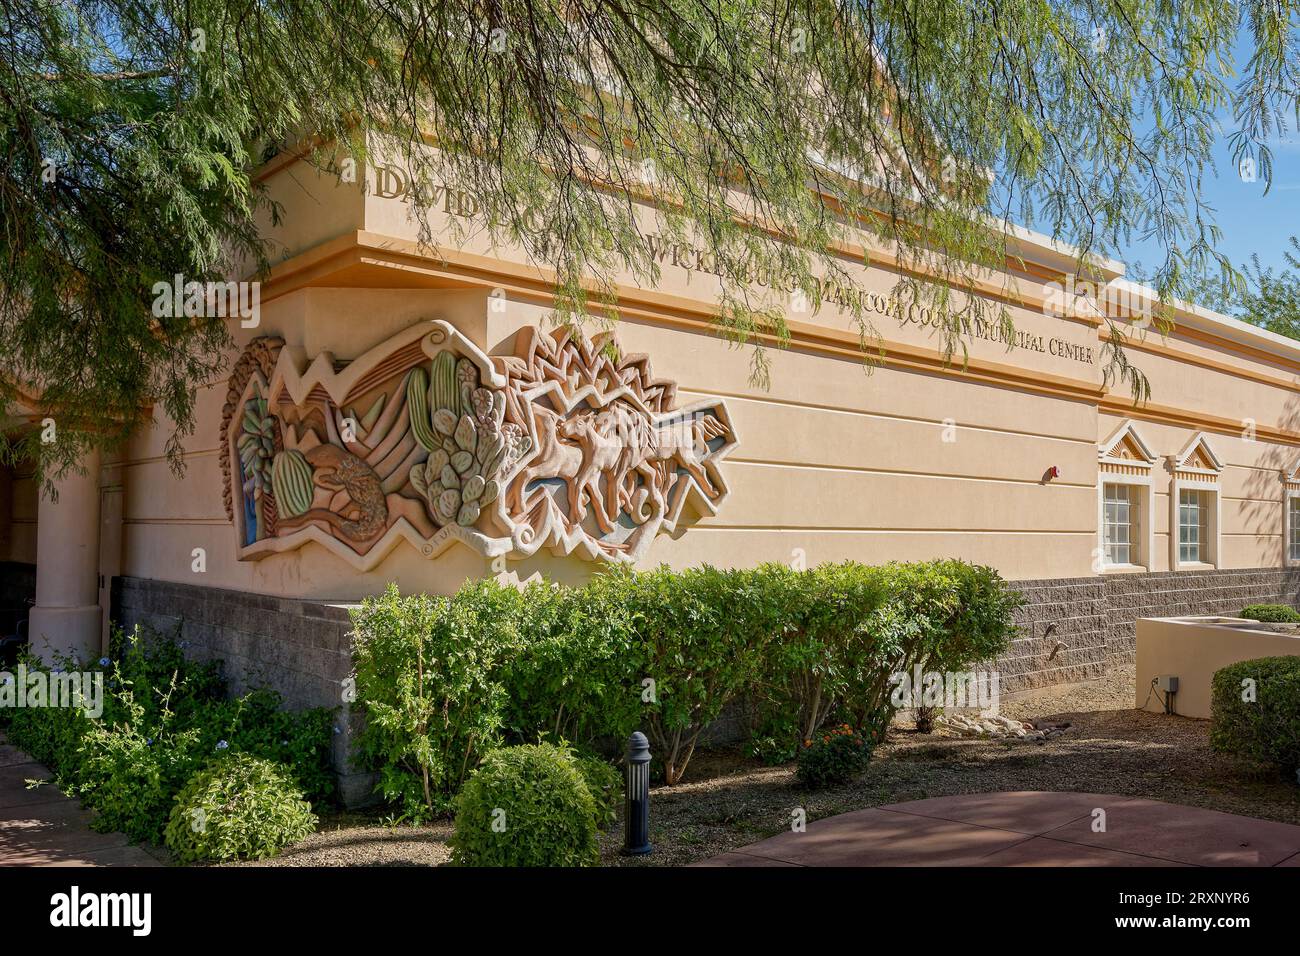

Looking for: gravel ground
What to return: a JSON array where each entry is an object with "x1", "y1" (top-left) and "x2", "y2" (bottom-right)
[
  {"x1": 233, "y1": 662, "x2": 1300, "y2": 867},
  {"x1": 229, "y1": 814, "x2": 455, "y2": 867}
]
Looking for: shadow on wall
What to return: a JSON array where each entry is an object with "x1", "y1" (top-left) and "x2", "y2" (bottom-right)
[{"x1": 1241, "y1": 390, "x2": 1300, "y2": 583}]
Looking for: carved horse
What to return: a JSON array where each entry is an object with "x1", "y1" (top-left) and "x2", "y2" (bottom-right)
[
  {"x1": 645, "y1": 413, "x2": 728, "y2": 500},
  {"x1": 508, "y1": 406, "x2": 584, "y2": 515},
  {"x1": 559, "y1": 405, "x2": 665, "y2": 533}
]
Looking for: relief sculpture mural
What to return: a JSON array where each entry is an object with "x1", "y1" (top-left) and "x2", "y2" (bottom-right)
[{"x1": 221, "y1": 320, "x2": 737, "y2": 568}]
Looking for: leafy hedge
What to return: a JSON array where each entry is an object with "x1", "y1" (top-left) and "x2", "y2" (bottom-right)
[
  {"x1": 1211, "y1": 656, "x2": 1300, "y2": 777},
  {"x1": 2, "y1": 628, "x2": 334, "y2": 845},
  {"x1": 1239, "y1": 604, "x2": 1300, "y2": 624},
  {"x1": 350, "y1": 559, "x2": 1021, "y2": 818}
]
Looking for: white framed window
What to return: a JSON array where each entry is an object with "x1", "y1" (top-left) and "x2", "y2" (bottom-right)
[
  {"x1": 1168, "y1": 480, "x2": 1219, "y2": 568},
  {"x1": 1097, "y1": 420, "x2": 1157, "y2": 573},
  {"x1": 1168, "y1": 433, "x2": 1222, "y2": 570},
  {"x1": 1287, "y1": 492, "x2": 1300, "y2": 564},
  {"x1": 1102, "y1": 483, "x2": 1136, "y2": 566},
  {"x1": 1178, "y1": 488, "x2": 1206, "y2": 564}
]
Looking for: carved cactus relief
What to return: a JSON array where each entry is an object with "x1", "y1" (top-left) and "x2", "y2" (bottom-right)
[{"x1": 221, "y1": 320, "x2": 737, "y2": 568}]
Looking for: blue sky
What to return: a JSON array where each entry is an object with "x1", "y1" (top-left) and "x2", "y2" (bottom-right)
[
  {"x1": 1011, "y1": 30, "x2": 1300, "y2": 289},
  {"x1": 1119, "y1": 119, "x2": 1300, "y2": 281}
]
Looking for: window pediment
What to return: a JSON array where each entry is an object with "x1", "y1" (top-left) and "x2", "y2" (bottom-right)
[
  {"x1": 1099, "y1": 420, "x2": 1157, "y2": 473},
  {"x1": 1171, "y1": 432, "x2": 1223, "y2": 476}
]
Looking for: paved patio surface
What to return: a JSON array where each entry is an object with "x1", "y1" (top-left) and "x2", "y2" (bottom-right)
[
  {"x1": 698, "y1": 791, "x2": 1300, "y2": 867},
  {"x1": 0, "y1": 736, "x2": 159, "y2": 867}
]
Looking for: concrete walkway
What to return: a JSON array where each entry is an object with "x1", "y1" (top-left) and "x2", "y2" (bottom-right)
[
  {"x1": 699, "y1": 791, "x2": 1300, "y2": 867},
  {"x1": 0, "y1": 735, "x2": 158, "y2": 866}
]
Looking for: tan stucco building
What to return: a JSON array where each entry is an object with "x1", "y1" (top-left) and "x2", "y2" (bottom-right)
[{"x1": 5, "y1": 151, "x2": 1300, "y2": 712}]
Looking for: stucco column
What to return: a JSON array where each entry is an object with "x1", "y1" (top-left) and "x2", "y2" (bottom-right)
[{"x1": 29, "y1": 449, "x2": 102, "y2": 664}]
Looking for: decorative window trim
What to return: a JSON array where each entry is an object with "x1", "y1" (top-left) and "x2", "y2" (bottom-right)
[
  {"x1": 1168, "y1": 432, "x2": 1222, "y2": 570},
  {"x1": 1097, "y1": 420, "x2": 1156, "y2": 572}
]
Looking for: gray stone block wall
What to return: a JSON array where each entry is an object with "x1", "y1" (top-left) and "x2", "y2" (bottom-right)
[
  {"x1": 110, "y1": 576, "x2": 375, "y2": 807},
  {"x1": 109, "y1": 565, "x2": 1300, "y2": 797},
  {"x1": 1003, "y1": 576, "x2": 1107, "y2": 693},
  {"x1": 1000, "y1": 567, "x2": 1300, "y2": 695},
  {"x1": 1101, "y1": 568, "x2": 1300, "y2": 661}
]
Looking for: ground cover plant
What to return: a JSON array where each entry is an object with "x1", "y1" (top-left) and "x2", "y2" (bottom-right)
[{"x1": 1, "y1": 627, "x2": 334, "y2": 848}]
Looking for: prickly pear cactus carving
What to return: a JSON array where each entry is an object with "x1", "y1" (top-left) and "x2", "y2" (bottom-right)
[
  {"x1": 408, "y1": 352, "x2": 522, "y2": 528},
  {"x1": 221, "y1": 318, "x2": 737, "y2": 568}
]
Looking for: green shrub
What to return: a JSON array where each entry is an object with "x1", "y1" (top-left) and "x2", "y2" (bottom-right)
[
  {"x1": 753, "y1": 559, "x2": 1021, "y2": 753},
  {"x1": 451, "y1": 743, "x2": 599, "y2": 866},
  {"x1": 76, "y1": 687, "x2": 206, "y2": 842},
  {"x1": 618, "y1": 564, "x2": 788, "y2": 784},
  {"x1": 749, "y1": 713, "x2": 801, "y2": 765},
  {"x1": 795, "y1": 723, "x2": 873, "y2": 788},
  {"x1": 1211, "y1": 657, "x2": 1300, "y2": 777},
  {"x1": 754, "y1": 562, "x2": 887, "y2": 747},
  {"x1": 1, "y1": 655, "x2": 97, "y2": 773},
  {"x1": 350, "y1": 581, "x2": 520, "y2": 822},
  {"x1": 108, "y1": 627, "x2": 225, "y2": 725},
  {"x1": 573, "y1": 753, "x2": 622, "y2": 828},
  {"x1": 164, "y1": 754, "x2": 317, "y2": 863},
  {"x1": 1239, "y1": 604, "x2": 1300, "y2": 623},
  {"x1": 199, "y1": 689, "x2": 336, "y2": 805}
]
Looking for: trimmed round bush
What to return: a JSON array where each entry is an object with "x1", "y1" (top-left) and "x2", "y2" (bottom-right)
[
  {"x1": 1211, "y1": 657, "x2": 1300, "y2": 778},
  {"x1": 452, "y1": 744, "x2": 598, "y2": 866},
  {"x1": 573, "y1": 754, "x2": 622, "y2": 829},
  {"x1": 164, "y1": 754, "x2": 317, "y2": 863},
  {"x1": 1239, "y1": 604, "x2": 1300, "y2": 623}
]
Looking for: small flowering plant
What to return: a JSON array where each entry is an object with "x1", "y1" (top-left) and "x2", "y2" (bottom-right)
[{"x1": 795, "y1": 723, "x2": 874, "y2": 789}]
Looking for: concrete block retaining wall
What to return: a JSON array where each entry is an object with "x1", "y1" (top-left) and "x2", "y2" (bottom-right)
[
  {"x1": 110, "y1": 576, "x2": 374, "y2": 806},
  {"x1": 108, "y1": 567, "x2": 1300, "y2": 805},
  {"x1": 1007, "y1": 568, "x2": 1300, "y2": 693}
]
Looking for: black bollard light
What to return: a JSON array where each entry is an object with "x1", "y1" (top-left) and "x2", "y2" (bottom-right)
[{"x1": 621, "y1": 731, "x2": 653, "y2": 856}]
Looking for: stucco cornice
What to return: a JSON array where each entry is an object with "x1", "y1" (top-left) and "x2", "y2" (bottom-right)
[{"x1": 256, "y1": 230, "x2": 1108, "y2": 408}]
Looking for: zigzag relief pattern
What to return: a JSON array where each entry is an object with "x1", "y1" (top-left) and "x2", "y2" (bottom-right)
[
  {"x1": 506, "y1": 325, "x2": 678, "y2": 413},
  {"x1": 221, "y1": 319, "x2": 738, "y2": 567}
]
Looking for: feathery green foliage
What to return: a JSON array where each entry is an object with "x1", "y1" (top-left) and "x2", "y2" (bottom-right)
[{"x1": 5, "y1": 1, "x2": 1299, "y2": 478}]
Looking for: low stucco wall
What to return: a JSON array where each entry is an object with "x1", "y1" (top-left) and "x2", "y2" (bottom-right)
[{"x1": 1135, "y1": 615, "x2": 1300, "y2": 718}]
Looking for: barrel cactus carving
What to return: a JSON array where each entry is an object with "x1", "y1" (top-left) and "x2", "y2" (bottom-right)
[
  {"x1": 408, "y1": 351, "x2": 531, "y2": 528},
  {"x1": 271, "y1": 449, "x2": 314, "y2": 519}
]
